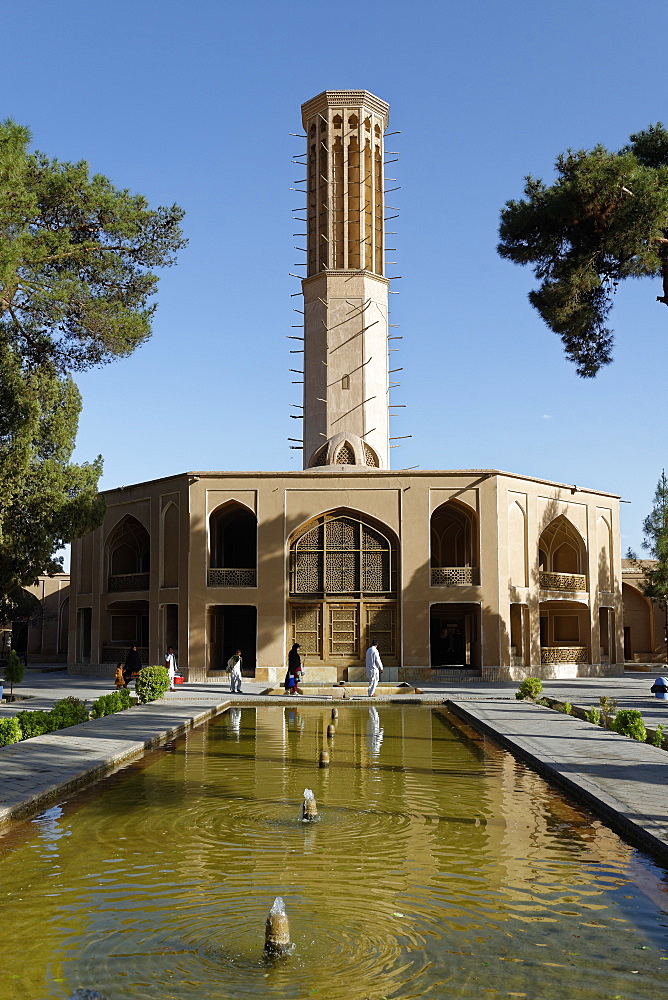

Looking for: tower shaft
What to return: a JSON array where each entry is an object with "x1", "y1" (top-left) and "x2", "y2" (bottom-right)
[{"x1": 300, "y1": 91, "x2": 391, "y2": 469}]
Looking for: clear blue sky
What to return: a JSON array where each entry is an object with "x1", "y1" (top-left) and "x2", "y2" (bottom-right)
[{"x1": 3, "y1": 0, "x2": 667, "y2": 555}]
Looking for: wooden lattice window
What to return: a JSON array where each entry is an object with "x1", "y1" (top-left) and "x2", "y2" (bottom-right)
[
  {"x1": 365, "y1": 604, "x2": 396, "y2": 656},
  {"x1": 292, "y1": 604, "x2": 322, "y2": 655},
  {"x1": 291, "y1": 515, "x2": 395, "y2": 596}
]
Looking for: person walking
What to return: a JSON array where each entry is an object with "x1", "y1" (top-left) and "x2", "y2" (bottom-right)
[
  {"x1": 288, "y1": 642, "x2": 302, "y2": 695},
  {"x1": 365, "y1": 640, "x2": 383, "y2": 697},
  {"x1": 227, "y1": 649, "x2": 243, "y2": 693},
  {"x1": 165, "y1": 645, "x2": 177, "y2": 691}
]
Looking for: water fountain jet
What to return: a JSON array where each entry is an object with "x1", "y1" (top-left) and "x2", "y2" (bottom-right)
[
  {"x1": 302, "y1": 787, "x2": 318, "y2": 821},
  {"x1": 264, "y1": 896, "x2": 292, "y2": 955}
]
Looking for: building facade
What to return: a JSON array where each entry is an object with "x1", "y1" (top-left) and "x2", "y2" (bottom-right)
[{"x1": 68, "y1": 91, "x2": 625, "y2": 682}]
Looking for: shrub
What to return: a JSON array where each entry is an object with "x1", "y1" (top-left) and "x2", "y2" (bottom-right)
[
  {"x1": 4, "y1": 650, "x2": 24, "y2": 698},
  {"x1": 613, "y1": 709, "x2": 647, "y2": 742},
  {"x1": 16, "y1": 709, "x2": 55, "y2": 739},
  {"x1": 135, "y1": 666, "x2": 170, "y2": 703},
  {"x1": 515, "y1": 677, "x2": 543, "y2": 701},
  {"x1": 0, "y1": 717, "x2": 22, "y2": 746},
  {"x1": 585, "y1": 706, "x2": 601, "y2": 725},
  {"x1": 599, "y1": 696, "x2": 617, "y2": 727},
  {"x1": 91, "y1": 689, "x2": 135, "y2": 718},
  {"x1": 50, "y1": 697, "x2": 90, "y2": 729},
  {"x1": 652, "y1": 724, "x2": 665, "y2": 748},
  {"x1": 555, "y1": 701, "x2": 572, "y2": 714}
]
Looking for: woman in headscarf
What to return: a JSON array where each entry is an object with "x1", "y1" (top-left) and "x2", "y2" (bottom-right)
[
  {"x1": 287, "y1": 642, "x2": 302, "y2": 695},
  {"x1": 123, "y1": 645, "x2": 142, "y2": 685}
]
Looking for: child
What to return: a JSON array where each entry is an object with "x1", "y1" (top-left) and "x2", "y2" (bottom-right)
[{"x1": 114, "y1": 663, "x2": 126, "y2": 689}]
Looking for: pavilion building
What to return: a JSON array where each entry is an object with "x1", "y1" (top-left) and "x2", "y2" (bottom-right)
[{"x1": 68, "y1": 92, "x2": 624, "y2": 683}]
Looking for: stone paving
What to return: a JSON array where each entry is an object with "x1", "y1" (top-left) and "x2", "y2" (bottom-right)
[{"x1": 2, "y1": 667, "x2": 668, "y2": 858}]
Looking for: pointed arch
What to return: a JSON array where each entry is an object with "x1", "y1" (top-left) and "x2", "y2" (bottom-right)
[
  {"x1": 288, "y1": 508, "x2": 399, "y2": 667},
  {"x1": 430, "y1": 498, "x2": 479, "y2": 586},
  {"x1": 208, "y1": 500, "x2": 257, "y2": 587},
  {"x1": 161, "y1": 501, "x2": 180, "y2": 588},
  {"x1": 508, "y1": 500, "x2": 528, "y2": 588},
  {"x1": 596, "y1": 514, "x2": 613, "y2": 592},
  {"x1": 106, "y1": 515, "x2": 150, "y2": 592},
  {"x1": 538, "y1": 515, "x2": 587, "y2": 590}
]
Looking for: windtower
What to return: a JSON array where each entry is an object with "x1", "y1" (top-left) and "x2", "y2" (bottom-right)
[{"x1": 298, "y1": 91, "x2": 393, "y2": 469}]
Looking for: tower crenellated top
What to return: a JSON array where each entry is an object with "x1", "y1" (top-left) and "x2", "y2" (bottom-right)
[{"x1": 301, "y1": 90, "x2": 389, "y2": 128}]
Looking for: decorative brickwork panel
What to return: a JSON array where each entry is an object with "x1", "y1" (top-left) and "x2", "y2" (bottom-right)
[
  {"x1": 207, "y1": 569, "x2": 256, "y2": 587},
  {"x1": 541, "y1": 646, "x2": 589, "y2": 664},
  {"x1": 108, "y1": 573, "x2": 150, "y2": 592},
  {"x1": 102, "y1": 646, "x2": 149, "y2": 664},
  {"x1": 539, "y1": 572, "x2": 587, "y2": 591},
  {"x1": 329, "y1": 604, "x2": 358, "y2": 656},
  {"x1": 292, "y1": 604, "x2": 321, "y2": 655},
  {"x1": 365, "y1": 603, "x2": 396, "y2": 656},
  {"x1": 431, "y1": 567, "x2": 480, "y2": 587}
]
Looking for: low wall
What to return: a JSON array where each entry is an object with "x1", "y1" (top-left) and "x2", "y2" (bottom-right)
[{"x1": 482, "y1": 661, "x2": 624, "y2": 682}]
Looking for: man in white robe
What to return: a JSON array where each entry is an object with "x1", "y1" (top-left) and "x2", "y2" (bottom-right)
[
  {"x1": 227, "y1": 649, "x2": 243, "y2": 693},
  {"x1": 365, "y1": 641, "x2": 383, "y2": 697}
]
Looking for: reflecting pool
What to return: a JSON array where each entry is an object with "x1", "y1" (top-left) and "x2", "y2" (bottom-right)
[{"x1": 2, "y1": 705, "x2": 668, "y2": 999}]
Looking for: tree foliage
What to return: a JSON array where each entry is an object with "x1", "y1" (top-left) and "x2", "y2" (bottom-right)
[
  {"x1": 636, "y1": 470, "x2": 668, "y2": 608},
  {"x1": 0, "y1": 119, "x2": 186, "y2": 600},
  {"x1": 498, "y1": 124, "x2": 668, "y2": 377}
]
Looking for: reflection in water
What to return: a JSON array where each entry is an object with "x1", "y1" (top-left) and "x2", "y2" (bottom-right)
[
  {"x1": 366, "y1": 706, "x2": 384, "y2": 756},
  {"x1": 1, "y1": 706, "x2": 668, "y2": 1000}
]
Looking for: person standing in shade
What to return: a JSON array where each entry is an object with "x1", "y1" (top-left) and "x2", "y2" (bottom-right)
[
  {"x1": 123, "y1": 645, "x2": 142, "y2": 686},
  {"x1": 227, "y1": 649, "x2": 243, "y2": 693},
  {"x1": 165, "y1": 646, "x2": 177, "y2": 690},
  {"x1": 288, "y1": 642, "x2": 302, "y2": 695},
  {"x1": 365, "y1": 640, "x2": 383, "y2": 697}
]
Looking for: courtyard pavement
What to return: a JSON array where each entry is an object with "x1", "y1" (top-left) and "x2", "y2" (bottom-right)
[{"x1": 2, "y1": 667, "x2": 668, "y2": 862}]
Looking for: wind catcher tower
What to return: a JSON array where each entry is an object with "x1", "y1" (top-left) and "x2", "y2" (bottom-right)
[{"x1": 299, "y1": 91, "x2": 392, "y2": 469}]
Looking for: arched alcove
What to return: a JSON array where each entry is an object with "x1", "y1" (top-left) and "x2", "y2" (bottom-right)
[
  {"x1": 288, "y1": 509, "x2": 398, "y2": 666},
  {"x1": 162, "y1": 502, "x2": 179, "y2": 588},
  {"x1": 430, "y1": 499, "x2": 479, "y2": 587},
  {"x1": 597, "y1": 516, "x2": 613, "y2": 593},
  {"x1": 538, "y1": 516, "x2": 587, "y2": 591},
  {"x1": 508, "y1": 501, "x2": 528, "y2": 588},
  {"x1": 107, "y1": 516, "x2": 150, "y2": 592},
  {"x1": 208, "y1": 502, "x2": 257, "y2": 587}
]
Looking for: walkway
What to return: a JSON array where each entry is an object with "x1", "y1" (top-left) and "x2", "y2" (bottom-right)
[{"x1": 2, "y1": 669, "x2": 668, "y2": 862}]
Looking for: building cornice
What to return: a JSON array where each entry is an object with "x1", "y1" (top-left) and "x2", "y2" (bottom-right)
[
  {"x1": 301, "y1": 90, "x2": 389, "y2": 127},
  {"x1": 99, "y1": 469, "x2": 621, "y2": 500}
]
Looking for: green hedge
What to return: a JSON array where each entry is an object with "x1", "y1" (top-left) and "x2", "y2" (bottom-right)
[
  {"x1": 0, "y1": 717, "x2": 22, "y2": 746},
  {"x1": 90, "y1": 689, "x2": 136, "y2": 718}
]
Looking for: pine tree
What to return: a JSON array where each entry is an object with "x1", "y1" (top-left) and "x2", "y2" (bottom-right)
[
  {"x1": 631, "y1": 471, "x2": 668, "y2": 653},
  {"x1": 498, "y1": 124, "x2": 668, "y2": 377},
  {"x1": 4, "y1": 649, "x2": 24, "y2": 700},
  {"x1": 0, "y1": 120, "x2": 186, "y2": 606}
]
